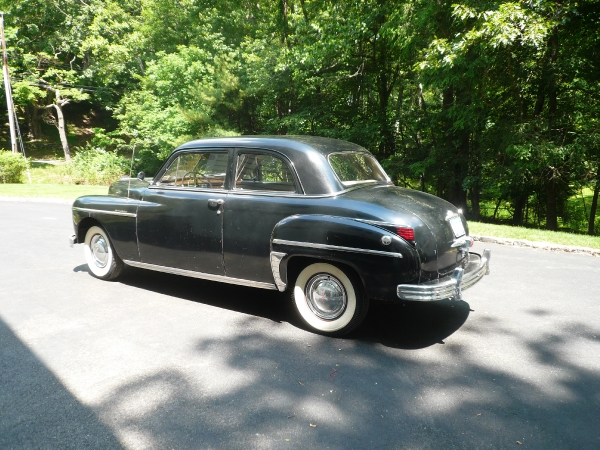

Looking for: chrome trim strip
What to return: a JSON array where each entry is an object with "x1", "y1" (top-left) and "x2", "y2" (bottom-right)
[
  {"x1": 272, "y1": 239, "x2": 403, "y2": 258},
  {"x1": 123, "y1": 260, "x2": 278, "y2": 290},
  {"x1": 397, "y1": 250, "x2": 491, "y2": 301},
  {"x1": 148, "y1": 185, "x2": 227, "y2": 193},
  {"x1": 147, "y1": 181, "x2": 392, "y2": 199},
  {"x1": 73, "y1": 207, "x2": 137, "y2": 218},
  {"x1": 354, "y1": 218, "x2": 410, "y2": 229},
  {"x1": 228, "y1": 190, "x2": 304, "y2": 198},
  {"x1": 269, "y1": 251, "x2": 287, "y2": 292}
]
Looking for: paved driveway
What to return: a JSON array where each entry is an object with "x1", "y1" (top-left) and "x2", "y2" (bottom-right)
[{"x1": 1, "y1": 200, "x2": 599, "y2": 449}]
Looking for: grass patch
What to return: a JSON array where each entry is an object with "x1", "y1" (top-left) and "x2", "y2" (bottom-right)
[
  {"x1": 0, "y1": 183, "x2": 108, "y2": 199},
  {"x1": 468, "y1": 221, "x2": 600, "y2": 249}
]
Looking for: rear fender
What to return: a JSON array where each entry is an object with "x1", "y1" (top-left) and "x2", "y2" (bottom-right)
[{"x1": 270, "y1": 214, "x2": 420, "y2": 302}]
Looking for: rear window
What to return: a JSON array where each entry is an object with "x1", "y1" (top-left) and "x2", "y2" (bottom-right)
[{"x1": 328, "y1": 152, "x2": 390, "y2": 187}]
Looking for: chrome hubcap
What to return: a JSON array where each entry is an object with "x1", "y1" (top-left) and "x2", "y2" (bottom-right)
[
  {"x1": 90, "y1": 234, "x2": 109, "y2": 268},
  {"x1": 305, "y1": 274, "x2": 347, "y2": 320}
]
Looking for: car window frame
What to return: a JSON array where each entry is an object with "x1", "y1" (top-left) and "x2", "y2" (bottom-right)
[
  {"x1": 149, "y1": 148, "x2": 235, "y2": 192},
  {"x1": 326, "y1": 151, "x2": 391, "y2": 188},
  {"x1": 231, "y1": 148, "x2": 305, "y2": 196}
]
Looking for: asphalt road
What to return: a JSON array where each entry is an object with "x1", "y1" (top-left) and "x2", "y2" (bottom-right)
[{"x1": 1, "y1": 200, "x2": 599, "y2": 449}]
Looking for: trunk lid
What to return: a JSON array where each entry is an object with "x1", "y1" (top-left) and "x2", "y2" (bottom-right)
[{"x1": 341, "y1": 184, "x2": 469, "y2": 281}]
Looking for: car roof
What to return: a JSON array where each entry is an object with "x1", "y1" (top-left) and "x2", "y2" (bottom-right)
[{"x1": 173, "y1": 136, "x2": 376, "y2": 195}]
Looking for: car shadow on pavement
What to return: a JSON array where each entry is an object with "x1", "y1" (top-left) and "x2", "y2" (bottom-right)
[
  {"x1": 116, "y1": 266, "x2": 470, "y2": 349},
  {"x1": 354, "y1": 299, "x2": 471, "y2": 349},
  {"x1": 0, "y1": 318, "x2": 122, "y2": 449}
]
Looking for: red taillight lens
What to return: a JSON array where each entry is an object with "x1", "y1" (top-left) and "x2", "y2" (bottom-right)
[{"x1": 397, "y1": 227, "x2": 415, "y2": 241}]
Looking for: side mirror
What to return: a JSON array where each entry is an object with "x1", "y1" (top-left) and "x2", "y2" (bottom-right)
[{"x1": 137, "y1": 171, "x2": 145, "y2": 181}]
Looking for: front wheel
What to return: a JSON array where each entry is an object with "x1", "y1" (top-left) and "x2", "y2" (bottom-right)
[
  {"x1": 83, "y1": 225, "x2": 124, "y2": 280},
  {"x1": 291, "y1": 262, "x2": 369, "y2": 336}
]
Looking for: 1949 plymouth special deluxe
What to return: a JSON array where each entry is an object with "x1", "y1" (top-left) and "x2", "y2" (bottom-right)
[{"x1": 70, "y1": 136, "x2": 490, "y2": 336}]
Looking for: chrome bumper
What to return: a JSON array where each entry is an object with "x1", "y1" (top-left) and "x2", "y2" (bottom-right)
[
  {"x1": 69, "y1": 234, "x2": 77, "y2": 247},
  {"x1": 397, "y1": 249, "x2": 491, "y2": 301}
]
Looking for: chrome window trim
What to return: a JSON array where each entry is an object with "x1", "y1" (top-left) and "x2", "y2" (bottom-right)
[
  {"x1": 228, "y1": 190, "x2": 306, "y2": 198},
  {"x1": 228, "y1": 182, "x2": 391, "y2": 199},
  {"x1": 123, "y1": 260, "x2": 279, "y2": 290},
  {"x1": 272, "y1": 239, "x2": 403, "y2": 258},
  {"x1": 73, "y1": 207, "x2": 137, "y2": 218},
  {"x1": 147, "y1": 185, "x2": 227, "y2": 193},
  {"x1": 233, "y1": 149, "x2": 303, "y2": 195},
  {"x1": 269, "y1": 251, "x2": 287, "y2": 292},
  {"x1": 151, "y1": 149, "x2": 231, "y2": 189},
  {"x1": 146, "y1": 178, "x2": 390, "y2": 199}
]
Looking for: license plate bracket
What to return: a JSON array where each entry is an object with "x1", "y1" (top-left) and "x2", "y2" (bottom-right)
[{"x1": 449, "y1": 215, "x2": 466, "y2": 238}]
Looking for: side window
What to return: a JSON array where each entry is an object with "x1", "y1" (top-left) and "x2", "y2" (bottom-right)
[
  {"x1": 157, "y1": 152, "x2": 229, "y2": 189},
  {"x1": 235, "y1": 152, "x2": 297, "y2": 193}
]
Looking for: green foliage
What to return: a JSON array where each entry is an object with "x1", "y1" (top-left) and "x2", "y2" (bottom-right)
[
  {"x1": 4, "y1": 0, "x2": 600, "y2": 234},
  {"x1": 0, "y1": 152, "x2": 30, "y2": 183},
  {"x1": 60, "y1": 146, "x2": 130, "y2": 185}
]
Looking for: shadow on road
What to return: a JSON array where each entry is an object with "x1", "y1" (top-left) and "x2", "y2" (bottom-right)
[
  {"x1": 89, "y1": 306, "x2": 600, "y2": 449},
  {"x1": 0, "y1": 318, "x2": 122, "y2": 449},
  {"x1": 115, "y1": 265, "x2": 469, "y2": 349}
]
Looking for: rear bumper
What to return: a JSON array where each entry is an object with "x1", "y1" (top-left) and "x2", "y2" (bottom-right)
[{"x1": 397, "y1": 249, "x2": 491, "y2": 301}]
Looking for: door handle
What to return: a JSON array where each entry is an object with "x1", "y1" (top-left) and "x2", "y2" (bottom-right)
[
  {"x1": 208, "y1": 199, "x2": 225, "y2": 207},
  {"x1": 208, "y1": 198, "x2": 225, "y2": 214}
]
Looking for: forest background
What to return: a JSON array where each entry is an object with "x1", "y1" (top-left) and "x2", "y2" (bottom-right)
[{"x1": 1, "y1": 0, "x2": 599, "y2": 235}]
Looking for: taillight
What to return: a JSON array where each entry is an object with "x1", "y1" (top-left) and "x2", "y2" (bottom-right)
[{"x1": 397, "y1": 227, "x2": 415, "y2": 241}]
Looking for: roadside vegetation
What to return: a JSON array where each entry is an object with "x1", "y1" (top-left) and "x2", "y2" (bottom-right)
[
  {"x1": 1, "y1": 0, "x2": 599, "y2": 242},
  {"x1": 0, "y1": 183, "x2": 107, "y2": 199},
  {"x1": 468, "y1": 222, "x2": 600, "y2": 250}
]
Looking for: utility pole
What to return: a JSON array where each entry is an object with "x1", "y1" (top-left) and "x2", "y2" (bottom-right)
[{"x1": 1, "y1": 12, "x2": 18, "y2": 153}]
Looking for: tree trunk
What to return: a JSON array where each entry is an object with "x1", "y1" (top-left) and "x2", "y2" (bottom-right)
[
  {"x1": 513, "y1": 192, "x2": 527, "y2": 226},
  {"x1": 547, "y1": 29, "x2": 559, "y2": 130},
  {"x1": 545, "y1": 175, "x2": 558, "y2": 230},
  {"x1": 589, "y1": 165, "x2": 600, "y2": 235},
  {"x1": 278, "y1": 0, "x2": 289, "y2": 46},
  {"x1": 51, "y1": 104, "x2": 71, "y2": 161},
  {"x1": 24, "y1": 105, "x2": 44, "y2": 139},
  {"x1": 470, "y1": 188, "x2": 480, "y2": 221},
  {"x1": 299, "y1": 0, "x2": 309, "y2": 22},
  {"x1": 493, "y1": 198, "x2": 502, "y2": 220}
]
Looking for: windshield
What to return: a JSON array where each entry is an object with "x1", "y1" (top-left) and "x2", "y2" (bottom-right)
[{"x1": 328, "y1": 152, "x2": 390, "y2": 187}]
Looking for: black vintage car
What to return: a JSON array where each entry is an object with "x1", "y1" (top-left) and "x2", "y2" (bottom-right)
[{"x1": 70, "y1": 136, "x2": 490, "y2": 336}]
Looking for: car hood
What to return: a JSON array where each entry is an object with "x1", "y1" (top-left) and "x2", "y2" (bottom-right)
[{"x1": 340, "y1": 184, "x2": 468, "y2": 280}]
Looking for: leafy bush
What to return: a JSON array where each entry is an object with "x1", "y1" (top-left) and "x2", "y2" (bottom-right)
[
  {"x1": 0, "y1": 152, "x2": 29, "y2": 183},
  {"x1": 60, "y1": 146, "x2": 130, "y2": 185}
]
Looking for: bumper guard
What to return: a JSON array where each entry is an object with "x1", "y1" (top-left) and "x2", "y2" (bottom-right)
[{"x1": 397, "y1": 249, "x2": 491, "y2": 301}]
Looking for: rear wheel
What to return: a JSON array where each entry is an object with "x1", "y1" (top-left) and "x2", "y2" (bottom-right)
[
  {"x1": 291, "y1": 262, "x2": 369, "y2": 336},
  {"x1": 83, "y1": 226, "x2": 124, "y2": 280}
]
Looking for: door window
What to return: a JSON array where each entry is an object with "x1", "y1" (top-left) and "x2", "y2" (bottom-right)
[
  {"x1": 158, "y1": 152, "x2": 229, "y2": 189},
  {"x1": 235, "y1": 153, "x2": 297, "y2": 192}
]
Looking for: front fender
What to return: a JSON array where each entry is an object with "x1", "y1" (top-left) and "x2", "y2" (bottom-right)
[
  {"x1": 72, "y1": 195, "x2": 141, "y2": 261},
  {"x1": 270, "y1": 214, "x2": 420, "y2": 302}
]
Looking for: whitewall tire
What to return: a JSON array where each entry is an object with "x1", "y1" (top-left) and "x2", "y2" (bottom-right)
[
  {"x1": 292, "y1": 262, "x2": 368, "y2": 336},
  {"x1": 83, "y1": 226, "x2": 124, "y2": 280}
]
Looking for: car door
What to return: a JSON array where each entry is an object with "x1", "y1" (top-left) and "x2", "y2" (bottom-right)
[
  {"x1": 137, "y1": 149, "x2": 230, "y2": 275},
  {"x1": 223, "y1": 149, "x2": 306, "y2": 283}
]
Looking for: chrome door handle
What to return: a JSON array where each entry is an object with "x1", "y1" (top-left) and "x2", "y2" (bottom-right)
[
  {"x1": 208, "y1": 198, "x2": 225, "y2": 214},
  {"x1": 208, "y1": 199, "x2": 224, "y2": 207}
]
